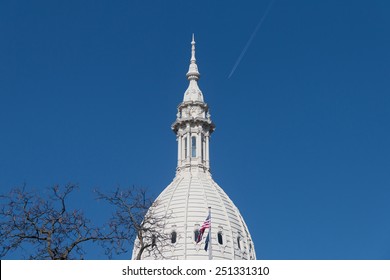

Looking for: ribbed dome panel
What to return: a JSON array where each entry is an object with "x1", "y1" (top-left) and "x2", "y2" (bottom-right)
[{"x1": 134, "y1": 171, "x2": 256, "y2": 260}]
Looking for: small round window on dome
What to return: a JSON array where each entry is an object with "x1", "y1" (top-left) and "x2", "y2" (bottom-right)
[
  {"x1": 237, "y1": 236, "x2": 241, "y2": 249},
  {"x1": 171, "y1": 231, "x2": 177, "y2": 244},
  {"x1": 217, "y1": 231, "x2": 223, "y2": 245},
  {"x1": 194, "y1": 229, "x2": 200, "y2": 242}
]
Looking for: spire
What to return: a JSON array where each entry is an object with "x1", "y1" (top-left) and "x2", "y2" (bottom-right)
[
  {"x1": 186, "y1": 34, "x2": 200, "y2": 81},
  {"x1": 190, "y1": 33, "x2": 196, "y2": 63},
  {"x1": 184, "y1": 34, "x2": 203, "y2": 102},
  {"x1": 172, "y1": 35, "x2": 215, "y2": 174}
]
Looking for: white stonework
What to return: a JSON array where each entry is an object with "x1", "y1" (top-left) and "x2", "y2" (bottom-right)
[{"x1": 133, "y1": 35, "x2": 256, "y2": 260}]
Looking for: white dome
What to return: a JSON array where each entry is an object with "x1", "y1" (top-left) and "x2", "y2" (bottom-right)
[
  {"x1": 137, "y1": 170, "x2": 256, "y2": 260},
  {"x1": 132, "y1": 35, "x2": 256, "y2": 260}
]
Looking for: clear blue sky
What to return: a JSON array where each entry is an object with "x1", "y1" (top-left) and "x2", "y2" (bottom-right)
[{"x1": 1, "y1": 0, "x2": 389, "y2": 260}]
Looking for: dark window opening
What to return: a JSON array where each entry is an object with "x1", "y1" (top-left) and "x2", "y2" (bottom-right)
[
  {"x1": 191, "y1": 136, "x2": 196, "y2": 157},
  {"x1": 194, "y1": 229, "x2": 200, "y2": 242},
  {"x1": 217, "y1": 232, "x2": 223, "y2": 245},
  {"x1": 201, "y1": 134, "x2": 204, "y2": 161},
  {"x1": 184, "y1": 137, "x2": 187, "y2": 158},
  {"x1": 171, "y1": 231, "x2": 177, "y2": 244}
]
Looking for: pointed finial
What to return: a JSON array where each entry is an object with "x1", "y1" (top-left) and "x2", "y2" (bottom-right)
[
  {"x1": 191, "y1": 33, "x2": 196, "y2": 63},
  {"x1": 184, "y1": 34, "x2": 203, "y2": 101},
  {"x1": 186, "y1": 33, "x2": 200, "y2": 81}
]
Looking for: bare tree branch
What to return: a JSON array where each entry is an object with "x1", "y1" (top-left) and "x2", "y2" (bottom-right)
[
  {"x1": 96, "y1": 186, "x2": 172, "y2": 259},
  {"x1": 0, "y1": 184, "x2": 112, "y2": 259}
]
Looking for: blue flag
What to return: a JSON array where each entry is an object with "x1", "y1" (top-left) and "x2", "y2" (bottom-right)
[{"x1": 204, "y1": 231, "x2": 210, "y2": 251}]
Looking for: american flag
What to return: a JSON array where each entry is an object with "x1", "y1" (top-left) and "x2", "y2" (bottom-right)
[
  {"x1": 196, "y1": 213, "x2": 211, "y2": 243},
  {"x1": 204, "y1": 231, "x2": 210, "y2": 251}
]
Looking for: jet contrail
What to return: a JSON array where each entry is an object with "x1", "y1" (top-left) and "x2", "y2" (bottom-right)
[{"x1": 228, "y1": 0, "x2": 276, "y2": 79}]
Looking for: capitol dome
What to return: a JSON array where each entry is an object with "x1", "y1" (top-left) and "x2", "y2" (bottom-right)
[{"x1": 132, "y1": 35, "x2": 256, "y2": 260}]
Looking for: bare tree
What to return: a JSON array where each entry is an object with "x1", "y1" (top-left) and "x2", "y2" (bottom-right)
[
  {"x1": 96, "y1": 187, "x2": 172, "y2": 260},
  {"x1": 0, "y1": 184, "x2": 111, "y2": 259}
]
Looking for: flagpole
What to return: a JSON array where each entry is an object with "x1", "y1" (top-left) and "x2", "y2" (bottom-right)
[{"x1": 208, "y1": 206, "x2": 212, "y2": 260}]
